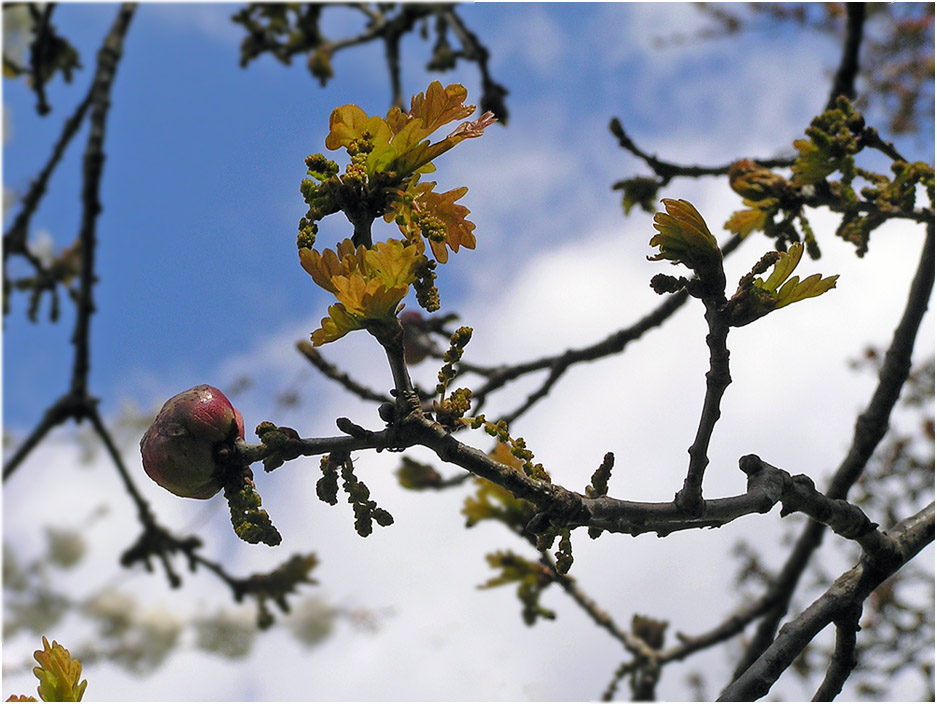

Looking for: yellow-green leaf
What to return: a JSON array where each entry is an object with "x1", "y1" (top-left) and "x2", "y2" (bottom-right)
[
  {"x1": 311, "y1": 303, "x2": 362, "y2": 346},
  {"x1": 324, "y1": 105, "x2": 389, "y2": 152},
  {"x1": 791, "y1": 137, "x2": 838, "y2": 187},
  {"x1": 760, "y1": 240, "x2": 805, "y2": 292},
  {"x1": 388, "y1": 182, "x2": 477, "y2": 263},
  {"x1": 363, "y1": 239, "x2": 423, "y2": 289},
  {"x1": 774, "y1": 272, "x2": 839, "y2": 309},
  {"x1": 649, "y1": 199, "x2": 722, "y2": 273},
  {"x1": 727, "y1": 242, "x2": 838, "y2": 326},
  {"x1": 724, "y1": 207, "x2": 767, "y2": 238},
  {"x1": 408, "y1": 81, "x2": 475, "y2": 136},
  {"x1": 32, "y1": 637, "x2": 87, "y2": 703}
]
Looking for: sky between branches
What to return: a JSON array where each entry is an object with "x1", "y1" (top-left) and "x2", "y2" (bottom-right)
[{"x1": 2, "y1": 3, "x2": 934, "y2": 701}]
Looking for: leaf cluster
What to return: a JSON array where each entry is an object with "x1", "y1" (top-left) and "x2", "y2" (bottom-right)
[
  {"x1": 723, "y1": 98, "x2": 934, "y2": 258},
  {"x1": 297, "y1": 82, "x2": 494, "y2": 346},
  {"x1": 648, "y1": 200, "x2": 839, "y2": 327},
  {"x1": 301, "y1": 238, "x2": 425, "y2": 345},
  {"x1": 5, "y1": 637, "x2": 87, "y2": 702},
  {"x1": 479, "y1": 551, "x2": 557, "y2": 626},
  {"x1": 241, "y1": 554, "x2": 319, "y2": 630},
  {"x1": 725, "y1": 242, "x2": 839, "y2": 327}
]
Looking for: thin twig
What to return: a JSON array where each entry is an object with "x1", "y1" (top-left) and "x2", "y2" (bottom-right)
[
  {"x1": 609, "y1": 118, "x2": 795, "y2": 184},
  {"x1": 3, "y1": 88, "x2": 93, "y2": 272},
  {"x1": 542, "y1": 551, "x2": 650, "y2": 657},
  {"x1": 473, "y1": 233, "x2": 743, "y2": 425},
  {"x1": 27, "y1": 2, "x2": 54, "y2": 115},
  {"x1": 811, "y1": 604, "x2": 862, "y2": 701},
  {"x1": 71, "y1": 2, "x2": 136, "y2": 399},
  {"x1": 4, "y1": 4, "x2": 136, "y2": 484},
  {"x1": 296, "y1": 340, "x2": 391, "y2": 404},
  {"x1": 676, "y1": 294, "x2": 730, "y2": 516}
]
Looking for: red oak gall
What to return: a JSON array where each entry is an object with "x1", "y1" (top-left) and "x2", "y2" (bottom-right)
[{"x1": 140, "y1": 385, "x2": 245, "y2": 499}]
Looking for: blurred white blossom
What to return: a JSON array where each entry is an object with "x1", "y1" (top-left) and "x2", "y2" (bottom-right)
[
  {"x1": 286, "y1": 595, "x2": 336, "y2": 648},
  {"x1": 2, "y1": 5, "x2": 33, "y2": 71},
  {"x1": 84, "y1": 589, "x2": 137, "y2": 637},
  {"x1": 194, "y1": 608, "x2": 256, "y2": 659},
  {"x1": 45, "y1": 526, "x2": 86, "y2": 569}
]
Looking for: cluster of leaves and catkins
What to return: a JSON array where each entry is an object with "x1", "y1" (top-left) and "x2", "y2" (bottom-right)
[
  {"x1": 649, "y1": 198, "x2": 839, "y2": 326},
  {"x1": 724, "y1": 97, "x2": 935, "y2": 257},
  {"x1": 6, "y1": 637, "x2": 87, "y2": 702},
  {"x1": 296, "y1": 81, "x2": 495, "y2": 346}
]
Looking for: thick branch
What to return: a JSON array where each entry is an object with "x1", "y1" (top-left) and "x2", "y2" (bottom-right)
[
  {"x1": 732, "y1": 220, "x2": 935, "y2": 677},
  {"x1": 826, "y1": 3, "x2": 866, "y2": 110},
  {"x1": 718, "y1": 502, "x2": 934, "y2": 702}
]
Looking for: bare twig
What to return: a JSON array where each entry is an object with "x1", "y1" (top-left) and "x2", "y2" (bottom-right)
[
  {"x1": 3, "y1": 88, "x2": 92, "y2": 274},
  {"x1": 27, "y1": 3, "x2": 54, "y2": 115},
  {"x1": 296, "y1": 340, "x2": 391, "y2": 404},
  {"x1": 72, "y1": 2, "x2": 135, "y2": 399},
  {"x1": 676, "y1": 294, "x2": 730, "y2": 516},
  {"x1": 542, "y1": 551, "x2": 650, "y2": 657},
  {"x1": 609, "y1": 118, "x2": 795, "y2": 185},
  {"x1": 3, "y1": 3, "x2": 136, "y2": 483},
  {"x1": 469, "y1": 233, "x2": 744, "y2": 422}
]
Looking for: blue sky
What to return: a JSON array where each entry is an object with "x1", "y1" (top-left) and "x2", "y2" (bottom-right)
[{"x1": 3, "y1": 3, "x2": 934, "y2": 701}]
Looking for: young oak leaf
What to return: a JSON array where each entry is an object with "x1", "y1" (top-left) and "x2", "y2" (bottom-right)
[
  {"x1": 724, "y1": 204, "x2": 769, "y2": 238},
  {"x1": 324, "y1": 105, "x2": 391, "y2": 152},
  {"x1": 304, "y1": 239, "x2": 424, "y2": 345},
  {"x1": 323, "y1": 81, "x2": 495, "y2": 181},
  {"x1": 409, "y1": 81, "x2": 476, "y2": 135},
  {"x1": 32, "y1": 637, "x2": 87, "y2": 702},
  {"x1": 649, "y1": 199, "x2": 724, "y2": 288},
  {"x1": 363, "y1": 238, "x2": 425, "y2": 290},
  {"x1": 478, "y1": 551, "x2": 556, "y2": 626},
  {"x1": 312, "y1": 303, "x2": 361, "y2": 346},
  {"x1": 387, "y1": 182, "x2": 476, "y2": 263},
  {"x1": 391, "y1": 109, "x2": 496, "y2": 177},
  {"x1": 726, "y1": 242, "x2": 838, "y2": 327},
  {"x1": 331, "y1": 273, "x2": 409, "y2": 319}
]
